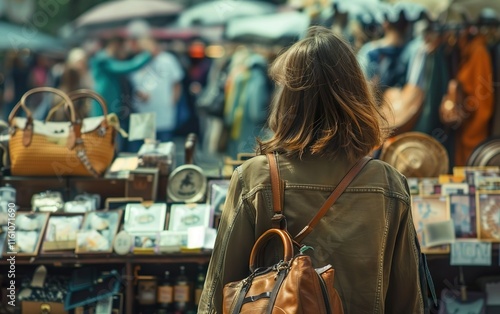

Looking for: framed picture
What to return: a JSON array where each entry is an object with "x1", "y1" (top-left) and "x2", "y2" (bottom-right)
[
  {"x1": 131, "y1": 232, "x2": 159, "y2": 254},
  {"x1": 13, "y1": 212, "x2": 49, "y2": 256},
  {"x1": 418, "y1": 178, "x2": 440, "y2": 196},
  {"x1": 168, "y1": 203, "x2": 212, "y2": 232},
  {"x1": 448, "y1": 194, "x2": 477, "y2": 239},
  {"x1": 476, "y1": 191, "x2": 500, "y2": 242},
  {"x1": 105, "y1": 197, "x2": 143, "y2": 210},
  {"x1": 124, "y1": 203, "x2": 166, "y2": 232},
  {"x1": 158, "y1": 230, "x2": 188, "y2": 253},
  {"x1": 42, "y1": 214, "x2": 84, "y2": 252},
  {"x1": 76, "y1": 210, "x2": 123, "y2": 254},
  {"x1": 208, "y1": 180, "x2": 230, "y2": 213},
  {"x1": 441, "y1": 183, "x2": 469, "y2": 196},
  {"x1": 411, "y1": 195, "x2": 450, "y2": 254}
]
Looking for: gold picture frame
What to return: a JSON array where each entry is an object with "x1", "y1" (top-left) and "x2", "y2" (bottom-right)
[
  {"x1": 41, "y1": 213, "x2": 84, "y2": 253},
  {"x1": 476, "y1": 191, "x2": 500, "y2": 242},
  {"x1": 76, "y1": 210, "x2": 123, "y2": 254}
]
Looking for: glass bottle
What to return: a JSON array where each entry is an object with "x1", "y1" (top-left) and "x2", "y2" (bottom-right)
[
  {"x1": 157, "y1": 270, "x2": 173, "y2": 312},
  {"x1": 173, "y1": 265, "x2": 191, "y2": 313},
  {"x1": 194, "y1": 264, "x2": 206, "y2": 307}
]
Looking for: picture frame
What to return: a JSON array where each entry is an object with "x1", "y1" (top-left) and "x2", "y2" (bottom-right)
[
  {"x1": 105, "y1": 197, "x2": 144, "y2": 210},
  {"x1": 42, "y1": 213, "x2": 85, "y2": 252},
  {"x1": 476, "y1": 191, "x2": 500, "y2": 242},
  {"x1": 13, "y1": 212, "x2": 49, "y2": 256},
  {"x1": 158, "y1": 230, "x2": 188, "y2": 253},
  {"x1": 130, "y1": 232, "x2": 159, "y2": 254},
  {"x1": 124, "y1": 203, "x2": 167, "y2": 232},
  {"x1": 448, "y1": 194, "x2": 477, "y2": 239},
  {"x1": 418, "y1": 178, "x2": 440, "y2": 196},
  {"x1": 76, "y1": 210, "x2": 123, "y2": 254},
  {"x1": 411, "y1": 195, "x2": 450, "y2": 254},
  {"x1": 441, "y1": 183, "x2": 469, "y2": 196},
  {"x1": 168, "y1": 203, "x2": 212, "y2": 232},
  {"x1": 208, "y1": 180, "x2": 230, "y2": 214}
]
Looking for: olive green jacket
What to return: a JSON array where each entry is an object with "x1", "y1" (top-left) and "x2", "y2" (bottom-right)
[{"x1": 198, "y1": 153, "x2": 425, "y2": 313}]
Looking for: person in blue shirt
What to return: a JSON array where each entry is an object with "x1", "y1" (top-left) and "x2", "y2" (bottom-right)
[{"x1": 90, "y1": 37, "x2": 153, "y2": 151}]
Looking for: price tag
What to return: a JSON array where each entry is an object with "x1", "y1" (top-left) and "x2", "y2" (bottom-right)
[{"x1": 450, "y1": 241, "x2": 491, "y2": 266}]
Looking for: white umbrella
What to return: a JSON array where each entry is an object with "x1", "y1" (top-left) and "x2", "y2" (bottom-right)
[
  {"x1": 75, "y1": 0, "x2": 183, "y2": 28},
  {"x1": 225, "y1": 11, "x2": 310, "y2": 44},
  {"x1": 177, "y1": 0, "x2": 277, "y2": 27}
]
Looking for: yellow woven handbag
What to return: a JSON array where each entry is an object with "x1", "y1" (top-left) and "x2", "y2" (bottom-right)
[{"x1": 8, "y1": 87, "x2": 116, "y2": 177}]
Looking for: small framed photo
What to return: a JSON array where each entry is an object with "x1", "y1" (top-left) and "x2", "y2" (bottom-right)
[
  {"x1": 131, "y1": 232, "x2": 159, "y2": 254},
  {"x1": 158, "y1": 230, "x2": 188, "y2": 253},
  {"x1": 105, "y1": 197, "x2": 143, "y2": 210},
  {"x1": 411, "y1": 195, "x2": 450, "y2": 253},
  {"x1": 76, "y1": 210, "x2": 123, "y2": 254},
  {"x1": 124, "y1": 203, "x2": 167, "y2": 232},
  {"x1": 418, "y1": 178, "x2": 440, "y2": 196},
  {"x1": 476, "y1": 191, "x2": 500, "y2": 242},
  {"x1": 208, "y1": 180, "x2": 230, "y2": 213},
  {"x1": 407, "y1": 178, "x2": 419, "y2": 195},
  {"x1": 168, "y1": 203, "x2": 212, "y2": 232},
  {"x1": 448, "y1": 194, "x2": 477, "y2": 239},
  {"x1": 13, "y1": 212, "x2": 49, "y2": 256},
  {"x1": 42, "y1": 214, "x2": 84, "y2": 252},
  {"x1": 441, "y1": 183, "x2": 469, "y2": 196}
]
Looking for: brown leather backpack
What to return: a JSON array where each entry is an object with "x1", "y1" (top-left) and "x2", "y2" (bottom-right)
[{"x1": 222, "y1": 153, "x2": 371, "y2": 314}]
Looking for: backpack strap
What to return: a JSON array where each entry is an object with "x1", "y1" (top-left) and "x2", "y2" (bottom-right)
[
  {"x1": 294, "y1": 156, "x2": 372, "y2": 243},
  {"x1": 267, "y1": 152, "x2": 286, "y2": 229}
]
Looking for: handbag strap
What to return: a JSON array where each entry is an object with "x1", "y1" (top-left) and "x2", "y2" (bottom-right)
[
  {"x1": 266, "y1": 152, "x2": 372, "y2": 243},
  {"x1": 266, "y1": 152, "x2": 286, "y2": 229}
]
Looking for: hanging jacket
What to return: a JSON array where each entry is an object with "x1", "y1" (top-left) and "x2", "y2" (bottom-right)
[{"x1": 455, "y1": 35, "x2": 494, "y2": 166}]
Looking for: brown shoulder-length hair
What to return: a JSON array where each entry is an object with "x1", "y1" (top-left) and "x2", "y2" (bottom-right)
[{"x1": 258, "y1": 26, "x2": 390, "y2": 161}]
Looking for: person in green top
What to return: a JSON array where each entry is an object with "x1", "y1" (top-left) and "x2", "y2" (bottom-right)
[{"x1": 89, "y1": 36, "x2": 153, "y2": 151}]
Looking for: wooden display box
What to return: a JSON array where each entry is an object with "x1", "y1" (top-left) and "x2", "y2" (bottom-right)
[{"x1": 22, "y1": 301, "x2": 67, "y2": 314}]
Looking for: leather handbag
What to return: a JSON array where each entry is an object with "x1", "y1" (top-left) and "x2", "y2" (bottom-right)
[
  {"x1": 439, "y1": 79, "x2": 466, "y2": 127},
  {"x1": 8, "y1": 87, "x2": 116, "y2": 177},
  {"x1": 222, "y1": 153, "x2": 371, "y2": 314}
]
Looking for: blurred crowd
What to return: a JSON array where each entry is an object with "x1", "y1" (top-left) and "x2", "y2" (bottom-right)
[{"x1": 1, "y1": 0, "x2": 500, "y2": 167}]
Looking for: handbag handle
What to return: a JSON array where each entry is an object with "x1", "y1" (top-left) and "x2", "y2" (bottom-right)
[
  {"x1": 249, "y1": 228, "x2": 294, "y2": 272},
  {"x1": 266, "y1": 153, "x2": 372, "y2": 243},
  {"x1": 8, "y1": 87, "x2": 76, "y2": 124},
  {"x1": 8, "y1": 87, "x2": 78, "y2": 149},
  {"x1": 45, "y1": 89, "x2": 109, "y2": 122}
]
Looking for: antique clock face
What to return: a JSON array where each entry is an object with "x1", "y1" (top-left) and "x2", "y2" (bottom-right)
[{"x1": 167, "y1": 165, "x2": 207, "y2": 203}]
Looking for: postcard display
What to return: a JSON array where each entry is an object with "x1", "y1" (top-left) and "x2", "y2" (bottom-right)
[
  {"x1": 0, "y1": 157, "x2": 231, "y2": 313},
  {"x1": 408, "y1": 166, "x2": 500, "y2": 313}
]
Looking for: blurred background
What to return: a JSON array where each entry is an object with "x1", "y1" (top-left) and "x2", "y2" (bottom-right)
[{"x1": 1, "y1": 0, "x2": 500, "y2": 169}]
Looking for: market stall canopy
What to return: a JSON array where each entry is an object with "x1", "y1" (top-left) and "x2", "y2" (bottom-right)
[
  {"x1": 74, "y1": 0, "x2": 183, "y2": 29},
  {"x1": 444, "y1": 0, "x2": 500, "y2": 23},
  {"x1": 225, "y1": 11, "x2": 310, "y2": 44},
  {"x1": 332, "y1": 0, "x2": 386, "y2": 25},
  {"x1": 0, "y1": 21, "x2": 65, "y2": 52},
  {"x1": 388, "y1": 0, "x2": 450, "y2": 21},
  {"x1": 177, "y1": 0, "x2": 277, "y2": 27}
]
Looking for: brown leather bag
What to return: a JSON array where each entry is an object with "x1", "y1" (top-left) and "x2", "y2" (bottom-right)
[
  {"x1": 439, "y1": 79, "x2": 466, "y2": 127},
  {"x1": 222, "y1": 153, "x2": 371, "y2": 314}
]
